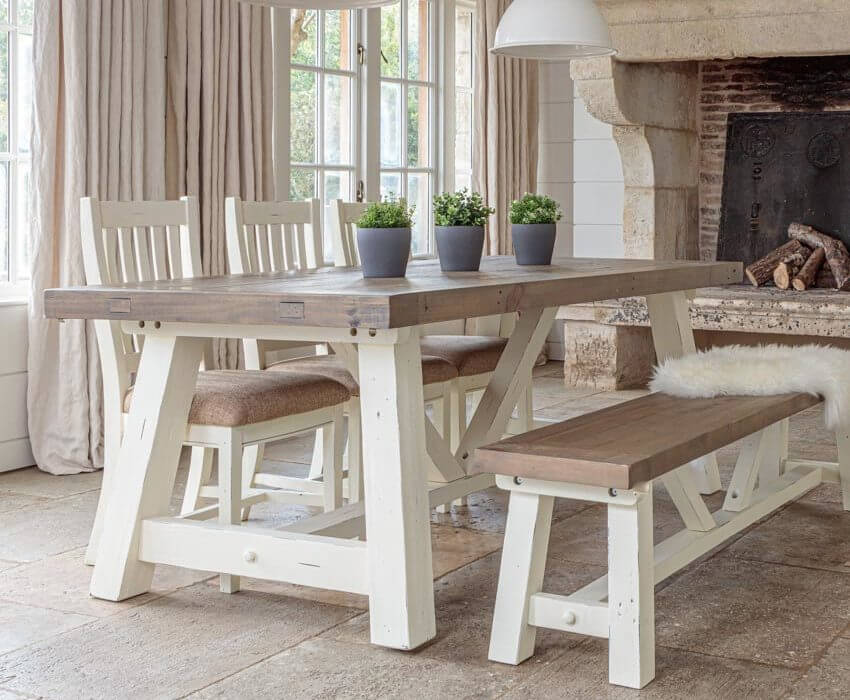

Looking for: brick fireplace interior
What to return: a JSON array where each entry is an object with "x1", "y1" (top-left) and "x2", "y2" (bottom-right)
[{"x1": 558, "y1": 1, "x2": 850, "y2": 390}]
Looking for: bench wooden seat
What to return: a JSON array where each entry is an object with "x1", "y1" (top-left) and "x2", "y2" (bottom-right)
[
  {"x1": 473, "y1": 390, "x2": 848, "y2": 690},
  {"x1": 472, "y1": 392, "x2": 822, "y2": 489}
]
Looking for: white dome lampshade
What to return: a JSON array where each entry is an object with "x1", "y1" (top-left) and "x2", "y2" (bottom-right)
[
  {"x1": 492, "y1": 0, "x2": 616, "y2": 60},
  {"x1": 240, "y1": 0, "x2": 395, "y2": 9}
]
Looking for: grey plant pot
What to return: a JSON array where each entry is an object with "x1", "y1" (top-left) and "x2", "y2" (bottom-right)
[
  {"x1": 435, "y1": 225, "x2": 485, "y2": 272},
  {"x1": 356, "y1": 227, "x2": 411, "y2": 278},
  {"x1": 512, "y1": 223, "x2": 557, "y2": 265}
]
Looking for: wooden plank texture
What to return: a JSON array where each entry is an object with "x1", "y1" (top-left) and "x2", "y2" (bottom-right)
[
  {"x1": 471, "y1": 392, "x2": 821, "y2": 489},
  {"x1": 44, "y1": 256, "x2": 742, "y2": 329}
]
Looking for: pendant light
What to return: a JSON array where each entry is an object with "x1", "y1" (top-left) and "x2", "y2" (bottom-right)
[
  {"x1": 492, "y1": 0, "x2": 615, "y2": 60},
  {"x1": 240, "y1": 0, "x2": 395, "y2": 9}
]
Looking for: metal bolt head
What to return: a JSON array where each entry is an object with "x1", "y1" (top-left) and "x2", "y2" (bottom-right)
[
  {"x1": 513, "y1": 476, "x2": 523, "y2": 485},
  {"x1": 563, "y1": 611, "x2": 576, "y2": 625},
  {"x1": 243, "y1": 550, "x2": 257, "y2": 563},
  {"x1": 608, "y1": 488, "x2": 618, "y2": 497}
]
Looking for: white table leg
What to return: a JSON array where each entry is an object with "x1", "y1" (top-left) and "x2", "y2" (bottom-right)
[
  {"x1": 90, "y1": 334, "x2": 204, "y2": 601},
  {"x1": 646, "y1": 292, "x2": 723, "y2": 494},
  {"x1": 358, "y1": 328, "x2": 436, "y2": 650}
]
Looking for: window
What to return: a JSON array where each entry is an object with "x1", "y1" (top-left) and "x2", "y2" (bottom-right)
[
  {"x1": 454, "y1": 2, "x2": 474, "y2": 191},
  {"x1": 289, "y1": 8, "x2": 359, "y2": 257},
  {"x1": 0, "y1": 0, "x2": 32, "y2": 292},
  {"x1": 379, "y1": 0, "x2": 435, "y2": 255}
]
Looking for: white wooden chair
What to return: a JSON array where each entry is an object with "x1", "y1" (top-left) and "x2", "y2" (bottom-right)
[
  {"x1": 81, "y1": 197, "x2": 351, "y2": 595},
  {"x1": 224, "y1": 197, "x2": 460, "y2": 506},
  {"x1": 328, "y1": 199, "x2": 536, "y2": 511}
]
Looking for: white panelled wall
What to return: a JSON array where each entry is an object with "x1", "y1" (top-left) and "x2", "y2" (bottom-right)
[
  {"x1": 536, "y1": 62, "x2": 625, "y2": 360},
  {"x1": 0, "y1": 300, "x2": 33, "y2": 472}
]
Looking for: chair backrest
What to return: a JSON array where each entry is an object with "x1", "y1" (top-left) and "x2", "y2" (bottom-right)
[
  {"x1": 329, "y1": 199, "x2": 370, "y2": 267},
  {"x1": 226, "y1": 197, "x2": 323, "y2": 274},
  {"x1": 79, "y1": 196, "x2": 202, "y2": 464}
]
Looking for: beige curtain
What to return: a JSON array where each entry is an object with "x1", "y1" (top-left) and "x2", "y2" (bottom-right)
[
  {"x1": 28, "y1": 0, "x2": 167, "y2": 474},
  {"x1": 28, "y1": 0, "x2": 274, "y2": 474},
  {"x1": 473, "y1": 0, "x2": 539, "y2": 254},
  {"x1": 166, "y1": 0, "x2": 275, "y2": 369}
]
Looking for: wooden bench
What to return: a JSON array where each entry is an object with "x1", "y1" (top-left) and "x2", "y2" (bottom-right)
[{"x1": 472, "y1": 391, "x2": 850, "y2": 689}]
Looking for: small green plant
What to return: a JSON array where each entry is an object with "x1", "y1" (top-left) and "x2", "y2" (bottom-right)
[
  {"x1": 433, "y1": 188, "x2": 495, "y2": 227},
  {"x1": 509, "y1": 193, "x2": 563, "y2": 225},
  {"x1": 357, "y1": 196, "x2": 415, "y2": 229}
]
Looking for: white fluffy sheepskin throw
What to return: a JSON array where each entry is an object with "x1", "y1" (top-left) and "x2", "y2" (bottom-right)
[{"x1": 649, "y1": 344, "x2": 850, "y2": 430}]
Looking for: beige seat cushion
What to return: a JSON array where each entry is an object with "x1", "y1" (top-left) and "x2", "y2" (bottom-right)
[
  {"x1": 124, "y1": 370, "x2": 351, "y2": 427},
  {"x1": 419, "y1": 335, "x2": 510, "y2": 377},
  {"x1": 267, "y1": 353, "x2": 458, "y2": 396}
]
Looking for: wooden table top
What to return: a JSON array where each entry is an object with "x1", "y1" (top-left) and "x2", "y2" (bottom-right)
[{"x1": 44, "y1": 256, "x2": 742, "y2": 329}]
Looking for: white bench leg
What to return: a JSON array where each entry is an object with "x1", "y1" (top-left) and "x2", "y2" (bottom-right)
[
  {"x1": 608, "y1": 487, "x2": 655, "y2": 689},
  {"x1": 489, "y1": 490, "x2": 554, "y2": 665},
  {"x1": 837, "y1": 428, "x2": 850, "y2": 511},
  {"x1": 219, "y1": 434, "x2": 242, "y2": 594}
]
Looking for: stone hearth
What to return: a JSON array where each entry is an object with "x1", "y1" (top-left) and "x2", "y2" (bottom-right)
[{"x1": 561, "y1": 0, "x2": 850, "y2": 389}]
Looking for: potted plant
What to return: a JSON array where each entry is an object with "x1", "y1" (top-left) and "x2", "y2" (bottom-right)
[
  {"x1": 356, "y1": 196, "x2": 415, "y2": 278},
  {"x1": 433, "y1": 188, "x2": 495, "y2": 272},
  {"x1": 509, "y1": 193, "x2": 562, "y2": 265}
]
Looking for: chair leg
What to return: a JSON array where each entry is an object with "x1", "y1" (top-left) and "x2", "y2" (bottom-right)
[
  {"x1": 346, "y1": 401, "x2": 364, "y2": 503},
  {"x1": 180, "y1": 446, "x2": 214, "y2": 516},
  {"x1": 438, "y1": 384, "x2": 468, "y2": 514},
  {"x1": 837, "y1": 428, "x2": 850, "y2": 511},
  {"x1": 240, "y1": 443, "x2": 264, "y2": 521},
  {"x1": 322, "y1": 407, "x2": 345, "y2": 512},
  {"x1": 488, "y1": 490, "x2": 554, "y2": 665},
  {"x1": 219, "y1": 436, "x2": 242, "y2": 594},
  {"x1": 309, "y1": 427, "x2": 324, "y2": 480},
  {"x1": 607, "y1": 487, "x2": 655, "y2": 689}
]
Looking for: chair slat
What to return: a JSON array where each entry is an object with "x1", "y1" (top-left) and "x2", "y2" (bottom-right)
[
  {"x1": 295, "y1": 222, "x2": 308, "y2": 270},
  {"x1": 269, "y1": 223, "x2": 285, "y2": 270},
  {"x1": 133, "y1": 226, "x2": 155, "y2": 282},
  {"x1": 257, "y1": 224, "x2": 272, "y2": 272},
  {"x1": 150, "y1": 225, "x2": 169, "y2": 280},
  {"x1": 282, "y1": 222, "x2": 295, "y2": 270},
  {"x1": 117, "y1": 227, "x2": 138, "y2": 283},
  {"x1": 166, "y1": 224, "x2": 183, "y2": 279}
]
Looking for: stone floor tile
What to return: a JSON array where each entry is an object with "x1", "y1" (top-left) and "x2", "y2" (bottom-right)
[
  {"x1": 534, "y1": 361, "x2": 566, "y2": 378},
  {"x1": 532, "y1": 376, "x2": 598, "y2": 410},
  {"x1": 0, "y1": 689, "x2": 34, "y2": 699},
  {"x1": 655, "y1": 553, "x2": 850, "y2": 668},
  {"x1": 0, "y1": 467, "x2": 101, "y2": 499},
  {"x1": 501, "y1": 638, "x2": 799, "y2": 699},
  {"x1": 0, "y1": 491, "x2": 99, "y2": 563},
  {"x1": 787, "y1": 636, "x2": 850, "y2": 699},
  {"x1": 0, "y1": 492, "x2": 51, "y2": 515},
  {"x1": 728, "y1": 499, "x2": 850, "y2": 574},
  {"x1": 0, "y1": 583, "x2": 359, "y2": 700},
  {"x1": 0, "y1": 600, "x2": 94, "y2": 656},
  {"x1": 0, "y1": 547, "x2": 214, "y2": 618},
  {"x1": 0, "y1": 560, "x2": 20, "y2": 573}
]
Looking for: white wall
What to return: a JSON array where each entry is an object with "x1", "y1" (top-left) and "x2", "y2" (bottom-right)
[
  {"x1": 571, "y1": 82, "x2": 624, "y2": 258},
  {"x1": 0, "y1": 300, "x2": 32, "y2": 472}
]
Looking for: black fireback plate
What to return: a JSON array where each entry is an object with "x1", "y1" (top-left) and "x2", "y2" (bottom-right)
[{"x1": 718, "y1": 112, "x2": 850, "y2": 266}]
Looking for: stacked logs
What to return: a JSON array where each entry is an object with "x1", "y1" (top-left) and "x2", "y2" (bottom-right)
[{"x1": 744, "y1": 223, "x2": 850, "y2": 291}]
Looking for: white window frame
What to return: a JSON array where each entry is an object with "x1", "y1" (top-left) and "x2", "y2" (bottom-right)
[
  {"x1": 0, "y1": 0, "x2": 32, "y2": 297},
  {"x1": 450, "y1": 0, "x2": 475, "y2": 193}
]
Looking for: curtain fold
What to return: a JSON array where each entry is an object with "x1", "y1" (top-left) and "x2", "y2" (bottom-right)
[
  {"x1": 473, "y1": 0, "x2": 539, "y2": 255},
  {"x1": 28, "y1": 0, "x2": 274, "y2": 474},
  {"x1": 28, "y1": 0, "x2": 166, "y2": 474}
]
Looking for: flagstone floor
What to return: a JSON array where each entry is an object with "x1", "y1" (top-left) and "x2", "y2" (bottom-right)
[{"x1": 0, "y1": 363, "x2": 848, "y2": 698}]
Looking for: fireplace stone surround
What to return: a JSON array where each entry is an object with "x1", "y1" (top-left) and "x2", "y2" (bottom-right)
[{"x1": 561, "y1": 0, "x2": 850, "y2": 389}]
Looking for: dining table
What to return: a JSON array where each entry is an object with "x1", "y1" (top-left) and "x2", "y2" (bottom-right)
[{"x1": 44, "y1": 255, "x2": 742, "y2": 651}]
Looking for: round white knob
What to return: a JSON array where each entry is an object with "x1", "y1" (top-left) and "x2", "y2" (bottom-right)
[
  {"x1": 563, "y1": 611, "x2": 576, "y2": 625},
  {"x1": 243, "y1": 550, "x2": 257, "y2": 563}
]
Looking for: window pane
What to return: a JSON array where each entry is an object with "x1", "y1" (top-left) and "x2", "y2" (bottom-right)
[
  {"x1": 16, "y1": 32, "x2": 32, "y2": 154},
  {"x1": 0, "y1": 2, "x2": 6, "y2": 24},
  {"x1": 407, "y1": 0, "x2": 428, "y2": 81},
  {"x1": 380, "y1": 3, "x2": 401, "y2": 78},
  {"x1": 0, "y1": 162, "x2": 7, "y2": 280},
  {"x1": 17, "y1": 0, "x2": 33, "y2": 27},
  {"x1": 380, "y1": 172, "x2": 401, "y2": 199},
  {"x1": 0, "y1": 32, "x2": 8, "y2": 152},
  {"x1": 455, "y1": 91, "x2": 472, "y2": 173},
  {"x1": 324, "y1": 10, "x2": 352, "y2": 70},
  {"x1": 15, "y1": 160, "x2": 28, "y2": 278},
  {"x1": 290, "y1": 167, "x2": 316, "y2": 201},
  {"x1": 380, "y1": 82, "x2": 401, "y2": 167},
  {"x1": 407, "y1": 172, "x2": 429, "y2": 255},
  {"x1": 407, "y1": 86, "x2": 429, "y2": 167},
  {"x1": 455, "y1": 171, "x2": 471, "y2": 191},
  {"x1": 323, "y1": 170, "x2": 352, "y2": 261},
  {"x1": 455, "y1": 9, "x2": 472, "y2": 89},
  {"x1": 290, "y1": 70, "x2": 316, "y2": 163},
  {"x1": 291, "y1": 9, "x2": 317, "y2": 66},
  {"x1": 324, "y1": 74, "x2": 352, "y2": 165}
]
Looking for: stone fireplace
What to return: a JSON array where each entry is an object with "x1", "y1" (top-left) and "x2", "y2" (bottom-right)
[{"x1": 561, "y1": 0, "x2": 850, "y2": 389}]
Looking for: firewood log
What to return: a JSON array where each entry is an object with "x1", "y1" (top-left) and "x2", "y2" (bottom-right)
[
  {"x1": 792, "y1": 247, "x2": 826, "y2": 291},
  {"x1": 744, "y1": 240, "x2": 810, "y2": 286},
  {"x1": 816, "y1": 266, "x2": 836, "y2": 289},
  {"x1": 788, "y1": 223, "x2": 850, "y2": 290},
  {"x1": 774, "y1": 259, "x2": 804, "y2": 290}
]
